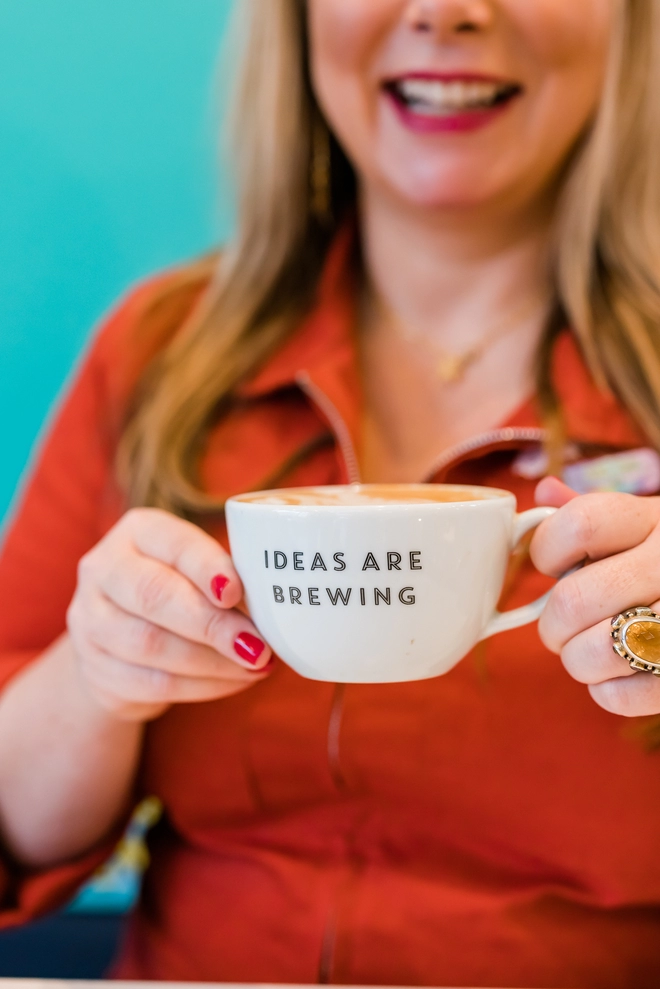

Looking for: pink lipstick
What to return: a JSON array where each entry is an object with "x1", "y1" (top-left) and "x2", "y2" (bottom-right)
[{"x1": 383, "y1": 72, "x2": 522, "y2": 134}]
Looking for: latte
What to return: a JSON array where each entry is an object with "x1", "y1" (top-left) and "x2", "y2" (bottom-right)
[{"x1": 234, "y1": 483, "x2": 496, "y2": 507}]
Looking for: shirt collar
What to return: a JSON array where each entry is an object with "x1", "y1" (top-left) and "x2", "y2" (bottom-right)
[
  {"x1": 237, "y1": 222, "x2": 358, "y2": 401},
  {"x1": 547, "y1": 332, "x2": 645, "y2": 447}
]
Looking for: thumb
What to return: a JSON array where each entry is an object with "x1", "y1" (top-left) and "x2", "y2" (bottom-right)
[{"x1": 534, "y1": 475, "x2": 579, "y2": 508}]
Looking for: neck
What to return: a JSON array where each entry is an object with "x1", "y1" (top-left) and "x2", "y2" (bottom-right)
[
  {"x1": 358, "y1": 183, "x2": 555, "y2": 344},
  {"x1": 355, "y1": 183, "x2": 559, "y2": 482}
]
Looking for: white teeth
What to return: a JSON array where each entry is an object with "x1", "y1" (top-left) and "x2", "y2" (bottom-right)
[{"x1": 396, "y1": 78, "x2": 509, "y2": 114}]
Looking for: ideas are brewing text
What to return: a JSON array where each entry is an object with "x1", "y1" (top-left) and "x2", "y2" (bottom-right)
[
  {"x1": 265, "y1": 549, "x2": 421, "y2": 607},
  {"x1": 264, "y1": 550, "x2": 422, "y2": 572}
]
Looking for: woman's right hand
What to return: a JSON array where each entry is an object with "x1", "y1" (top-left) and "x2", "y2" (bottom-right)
[{"x1": 67, "y1": 508, "x2": 273, "y2": 722}]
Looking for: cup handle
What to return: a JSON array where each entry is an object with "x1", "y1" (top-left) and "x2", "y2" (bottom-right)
[{"x1": 478, "y1": 506, "x2": 557, "y2": 642}]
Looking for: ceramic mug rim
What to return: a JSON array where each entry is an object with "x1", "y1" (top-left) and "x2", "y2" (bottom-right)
[{"x1": 227, "y1": 482, "x2": 515, "y2": 511}]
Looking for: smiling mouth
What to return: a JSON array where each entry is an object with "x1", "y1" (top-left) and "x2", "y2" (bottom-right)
[{"x1": 385, "y1": 76, "x2": 522, "y2": 117}]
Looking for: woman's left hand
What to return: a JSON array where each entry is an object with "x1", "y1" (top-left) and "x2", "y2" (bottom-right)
[{"x1": 531, "y1": 476, "x2": 660, "y2": 716}]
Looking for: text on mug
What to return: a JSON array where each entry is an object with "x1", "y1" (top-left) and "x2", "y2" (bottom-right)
[
  {"x1": 272, "y1": 586, "x2": 416, "y2": 606},
  {"x1": 264, "y1": 550, "x2": 423, "y2": 571}
]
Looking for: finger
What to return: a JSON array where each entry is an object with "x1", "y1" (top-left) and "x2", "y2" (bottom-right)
[
  {"x1": 119, "y1": 508, "x2": 243, "y2": 609},
  {"x1": 559, "y1": 617, "x2": 637, "y2": 684},
  {"x1": 589, "y1": 672, "x2": 660, "y2": 718},
  {"x1": 87, "y1": 557, "x2": 271, "y2": 670},
  {"x1": 80, "y1": 593, "x2": 266, "y2": 680},
  {"x1": 83, "y1": 644, "x2": 270, "y2": 710},
  {"x1": 538, "y1": 530, "x2": 660, "y2": 651},
  {"x1": 531, "y1": 492, "x2": 660, "y2": 577},
  {"x1": 535, "y1": 476, "x2": 579, "y2": 508}
]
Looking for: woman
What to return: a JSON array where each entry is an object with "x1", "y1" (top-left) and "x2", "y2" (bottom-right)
[{"x1": 1, "y1": 0, "x2": 660, "y2": 985}]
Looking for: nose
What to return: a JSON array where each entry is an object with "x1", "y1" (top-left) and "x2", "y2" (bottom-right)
[{"x1": 403, "y1": 0, "x2": 494, "y2": 37}]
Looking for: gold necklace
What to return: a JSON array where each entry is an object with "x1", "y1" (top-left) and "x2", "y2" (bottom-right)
[{"x1": 378, "y1": 293, "x2": 549, "y2": 384}]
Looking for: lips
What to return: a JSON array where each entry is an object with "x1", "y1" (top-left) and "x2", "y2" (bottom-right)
[{"x1": 383, "y1": 72, "x2": 522, "y2": 134}]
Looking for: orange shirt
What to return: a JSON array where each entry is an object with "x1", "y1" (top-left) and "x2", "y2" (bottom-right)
[{"x1": 2, "y1": 231, "x2": 660, "y2": 989}]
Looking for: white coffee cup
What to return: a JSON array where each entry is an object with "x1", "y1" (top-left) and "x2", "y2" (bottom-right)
[{"x1": 225, "y1": 483, "x2": 556, "y2": 683}]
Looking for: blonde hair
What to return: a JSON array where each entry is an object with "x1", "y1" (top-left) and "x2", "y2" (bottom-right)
[{"x1": 119, "y1": 0, "x2": 660, "y2": 515}]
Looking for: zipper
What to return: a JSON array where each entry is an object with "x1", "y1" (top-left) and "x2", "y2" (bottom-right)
[
  {"x1": 295, "y1": 371, "x2": 362, "y2": 484},
  {"x1": 295, "y1": 372, "x2": 356, "y2": 984},
  {"x1": 297, "y1": 372, "x2": 546, "y2": 486},
  {"x1": 326, "y1": 683, "x2": 347, "y2": 791},
  {"x1": 424, "y1": 426, "x2": 547, "y2": 479},
  {"x1": 293, "y1": 378, "x2": 547, "y2": 983}
]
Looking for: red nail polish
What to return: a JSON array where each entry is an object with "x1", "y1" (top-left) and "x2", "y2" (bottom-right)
[
  {"x1": 211, "y1": 575, "x2": 230, "y2": 601},
  {"x1": 234, "y1": 631, "x2": 265, "y2": 665},
  {"x1": 248, "y1": 656, "x2": 276, "y2": 675}
]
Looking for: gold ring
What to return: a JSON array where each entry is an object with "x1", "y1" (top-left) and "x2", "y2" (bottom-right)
[{"x1": 611, "y1": 607, "x2": 660, "y2": 676}]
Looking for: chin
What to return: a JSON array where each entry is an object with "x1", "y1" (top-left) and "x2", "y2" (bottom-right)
[{"x1": 383, "y1": 164, "x2": 503, "y2": 211}]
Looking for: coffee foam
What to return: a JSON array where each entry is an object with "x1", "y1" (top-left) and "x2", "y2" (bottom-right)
[{"x1": 234, "y1": 484, "x2": 498, "y2": 507}]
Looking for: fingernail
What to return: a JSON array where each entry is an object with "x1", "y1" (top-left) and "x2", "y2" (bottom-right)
[
  {"x1": 234, "y1": 631, "x2": 266, "y2": 665},
  {"x1": 249, "y1": 656, "x2": 276, "y2": 675},
  {"x1": 211, "y1": 574, "x2": 230, "y2": 601}
]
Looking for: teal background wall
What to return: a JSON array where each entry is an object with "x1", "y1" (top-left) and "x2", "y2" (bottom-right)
[{"x1": 0, "y1": 0, "x2": 236, "y2": 519}]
